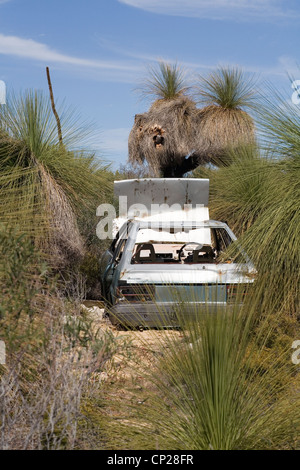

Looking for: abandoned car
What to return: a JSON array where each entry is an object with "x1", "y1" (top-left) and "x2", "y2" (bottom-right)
[{"x1": 99, "y1": 179, "x2": 255, "y2": 328}]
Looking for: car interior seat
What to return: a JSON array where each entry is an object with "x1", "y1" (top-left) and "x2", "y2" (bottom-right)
[
  {"x1": 134, "y1": 243, "x2": 156, "y2": 263},
  {"x1": 193, "y1": 245, "x2": 215, "y2": 263}
]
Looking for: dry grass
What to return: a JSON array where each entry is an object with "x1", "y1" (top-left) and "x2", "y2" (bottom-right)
[
  {"x1": 0, "y1": 300, "x2": 130, "y2": 450},
  {"x1": 81, "y1": 324, "x2": 183, "y2": 450},
  {"x1": 38, "y1": 165, "x2": 84, "y2": 267},
  {"x1": 196, "y1": 105, "x2": 255, "y2": 166},
  {"x1": 128, "y1": 96, "x2": 203, "y2": 176},
  {"x1": 0, "y1": 229, "x2": 130, "y2": 450}
]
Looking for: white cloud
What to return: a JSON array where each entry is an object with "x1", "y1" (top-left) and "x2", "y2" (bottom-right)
[
  {"x1": 96, "y1": 37, "x2": 299, "y2": 83},
  {"x1": 0, "y1": 33, "x2": 141, "y2": 76},
  {"x1": 118, "y1": 0, "x2": 300, "y2": 22}
]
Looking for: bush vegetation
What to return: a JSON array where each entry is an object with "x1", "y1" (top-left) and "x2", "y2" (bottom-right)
[{"x1": 0, "y1": 74, "x2": 299, "y2": 449}]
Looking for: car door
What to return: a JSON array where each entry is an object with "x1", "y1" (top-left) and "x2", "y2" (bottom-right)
[{"x1": 100, "y1": 222, "x2": 131, "y2": 304}]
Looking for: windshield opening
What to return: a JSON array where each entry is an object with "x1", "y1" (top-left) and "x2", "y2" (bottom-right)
[{"x1": 130, "y1": 227, "x2": 235, "y2": 264}]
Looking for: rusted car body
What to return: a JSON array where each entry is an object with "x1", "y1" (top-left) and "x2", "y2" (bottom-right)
[{"x1": 100, "y1": 179, "x2": 255, "y2": 328}]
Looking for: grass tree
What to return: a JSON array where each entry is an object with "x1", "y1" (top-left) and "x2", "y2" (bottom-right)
[
  {"x1": 128, "y1": 61, "x2": 204, "y2": 177},
  {"x1": 129, "y1": 63, "x2": 259, "y2": 176},
  {"x1": 195, "y1": 66, "x2": 257, "y2": 166},
  {"x1": 194, "y1": 143, "x2": 274, "y2": 236},
  {"x1": 240, "y1": 89, "x2": 300, "y2": 315},
  {"x1": 0, "y1": 89, "x2": 110, "y2": 268},
  {"x1": 195, "y1": 81, "x2": 300, "y2": 316}
]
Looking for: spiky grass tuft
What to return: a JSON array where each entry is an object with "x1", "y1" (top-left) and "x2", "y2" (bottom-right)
[
  {"x1": 138, "y1": 61, "x2": 190, "y2": 101},
  {"x1": 196, "y1": 66, "x2": 258, "y2": 110},
  {"x1": 0, "y1": 89, "x2": 111, "y2": 267}
]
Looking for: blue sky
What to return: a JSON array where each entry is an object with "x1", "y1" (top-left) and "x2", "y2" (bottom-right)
[{"x1": 0, "y1": 0, "x2": 299, "y2": 169}]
